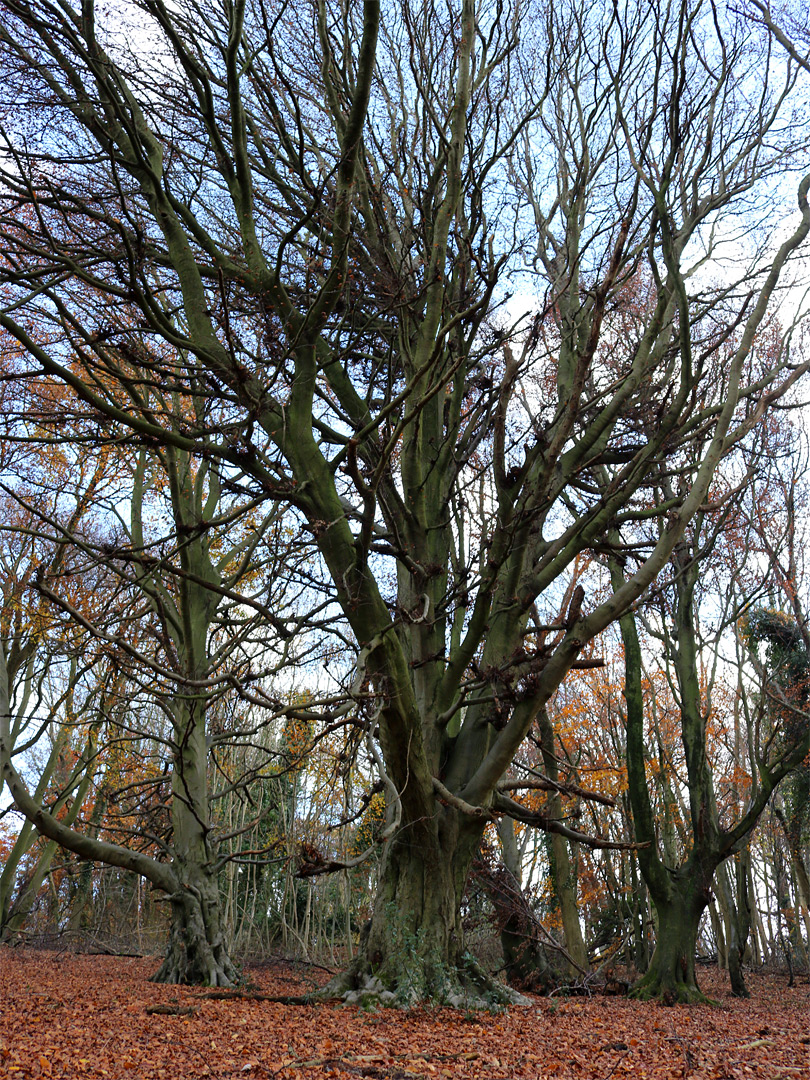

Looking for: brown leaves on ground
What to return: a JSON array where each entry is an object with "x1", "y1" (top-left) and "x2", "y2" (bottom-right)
[{"x1": 1, "y1": 951, "x2": 809, "y2": 1080}]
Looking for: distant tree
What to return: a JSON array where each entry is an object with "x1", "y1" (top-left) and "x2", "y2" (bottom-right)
[
  {"x1": 612, "y1": 412, "x2": 810, "y2": 1001},
  {"x1": 0, "y1": 367, "x2": 331, "y2": 983},
  {"x1": 0, "y1": 421, "x2": 117, "y2": 943}
]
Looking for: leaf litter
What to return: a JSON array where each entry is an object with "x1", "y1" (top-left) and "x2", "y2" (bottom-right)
[{"x1": 1, "y1": 951, "x2": 808, "y2": 1079}]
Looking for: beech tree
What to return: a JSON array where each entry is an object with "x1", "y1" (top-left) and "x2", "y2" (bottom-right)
[
  {"x1": 0, "y1": 362, "x2": 332, "y2": 983},
  {"x1": 1, "y1": 0, "x2": 810, "y2": 998},
  {"x1": 607, "y1": 394, "x2": 810, "y2": 1001}
]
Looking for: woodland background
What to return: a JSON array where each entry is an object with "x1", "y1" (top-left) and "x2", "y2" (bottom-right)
[{"x1": 0, "y1": 0, "x2": 810, "y2": 1014}]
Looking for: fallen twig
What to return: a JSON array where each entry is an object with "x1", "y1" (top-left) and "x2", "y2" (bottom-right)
[
  {"x1": 196, "y1": 990, "x2": 331, "y2": 1005},
  {"x1": 145, "y1": 1004, "x2": 199, "y2": 1016}
]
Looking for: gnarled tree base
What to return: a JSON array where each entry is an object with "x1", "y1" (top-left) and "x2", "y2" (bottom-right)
[
  {"x1": 320, "y1": 948, "x2": 529, "y2": 1009},
  {"x1": 629, "y1": 893, "x2": 716, "y2": 1004},
  {"x1": 630, "y1": 973, "x2": 713, "y2": 1005},
  {"x1": 326, "y1": 809, "x2": 531, "y2": 1008},
  {"x1": 629, "y1": 936, "x2": 714, "y2": 1005},
  {"x1": 152, "y1": 934, "x2": 237, "y2": 987},
  {"x1": 151, "y1": 894, "x2": 237, "y2": 987}
]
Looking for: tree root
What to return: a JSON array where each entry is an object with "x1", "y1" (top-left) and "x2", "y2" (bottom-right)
[
  {"x1": 197, "y1": 990, "x2": 332, "y2": 1004},
  {"x1": 269, "y1": 1049, "x2": 483, "y2": 1079},
  {"x1": 150, "y1": 944, "x2": 238, "y2": 988},
  {"x1": 145, "y1": 1004, "x2": 199, "y2": 1016},
  {"x1": 629, "y1": 980, "x2": 717, "y2": 1005},
  {"x1": 320, "y1": 954, "x2": 532, "y2": 1010}
]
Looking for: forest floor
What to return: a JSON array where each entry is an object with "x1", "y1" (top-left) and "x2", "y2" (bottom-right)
[{"x1": 1, "y1": 949, "x2": 808, "y2": 1079}]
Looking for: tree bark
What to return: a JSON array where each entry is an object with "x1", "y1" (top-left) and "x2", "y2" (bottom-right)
[
  {"x1": 323, "y1": 809, "x2": 523, "y2": 1007},
  {"x1": 152, "y1": 862, "x2": 237, "y2": 986},
  {"x1": 630, "y1": 881, "x2": 709, "y2": 1003}
]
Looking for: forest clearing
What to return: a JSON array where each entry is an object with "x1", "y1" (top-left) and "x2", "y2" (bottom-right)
[{"x1": 1, "y1": 950, "x2": 809, "y2": 1080}]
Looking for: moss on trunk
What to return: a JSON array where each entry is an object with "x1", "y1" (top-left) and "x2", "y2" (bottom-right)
[
  {"x1": 630, "y1": 893, "x2": 711, "y2": 1003},
  {"x1": 322, "y1": 815, "x2": 526, "y2": 1008}
]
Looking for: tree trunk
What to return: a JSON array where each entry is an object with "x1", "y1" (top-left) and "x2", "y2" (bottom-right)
[
  {"x1": 629, "y1": 851, "x2": 651, "y2": 972},
  {"x1": 152, "y1": 859, "x2": 237, "y2": 986},
  {"x1": 1, "y1": 729, "x2": 98, "y2": 942},
  {"x1": 790, "y1": 848, "x2": 810, "y2": 966},
  {"x1": 323, "y1": 811, "x2": 524, "y2": 1007},
  {"x1": 709, "y1": 899, "x2": 726, "y2": 970},
  {"x1": 537, "y1": 709, "x2": 588, "y2": 972},
  {"x1": 152, "y1": 704, "x2": 237, "y2": 987},
  {"x1": 630, "y1": 883, "x2": 709, "y2": 1003},
  {"x1": 616, "y1": 561, "x2": 721, "y2": 1003},
  {"x1": 716, "y1": 855, "x2": 752, "y2": 997},
  {"x1": 727, "y1": 922, "x2": 749, "y2": 997}
]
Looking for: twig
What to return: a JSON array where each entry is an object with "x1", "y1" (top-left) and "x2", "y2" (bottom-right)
[
  {"x1": 145, "y1": 1004, "x2": 198, "y2": 1016},
  {"x1": 600, "y1": 1049, "x2": 630, "y2": 1080},
  {"x1": 196, "y1": 990, "x2": 332, "y2": 1004}
]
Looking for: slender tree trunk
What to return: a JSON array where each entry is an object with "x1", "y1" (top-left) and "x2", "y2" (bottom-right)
[
  {"x1": 629, "y1": 851, "x2": 651, "y2": 972},
  {"x1": 709, "y1": 899, "x2": 726, "y2": 970},
  {"x1": 67, "y1": 787, "x2": 109, "y2": 937},
  {"x1": 537, "y1": 709, "x2": 588, "y2": 972},
  {"x1": 750, "y1": 861, "x2": 767, "y2": 966},
  {"x1": 66, "y1": 858, "x2": 94, "y2": 937},
  {"x1": 727, "y1": 920, "x2": 748, "y2": 996},
  {"x1": 616, "y1": 557, "x2": 717, "y2": 1003},
  {"x1": 716, "y1": 856, "x2": 752, "y2": 997},
  {"x1": 152, "y1": 707, "x2": 237, "y2": 986},
  {"x1": 790, "y1": 849, "x2": 810, "y2": 964},
  {"x1": 1, "y1": 727, "x2": 97, "y2": 942}
]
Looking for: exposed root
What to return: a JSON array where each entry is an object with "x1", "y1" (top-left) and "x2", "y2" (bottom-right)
[
  {"x1": 151, "y1": 942, "x2": 238, "y2": 987},
  {"x1": 145, "y1": 1004, "x2": 199, "y2": 1016},
  {"x1": 319, "y1": 954, "x2": 532, "y2": 1010},
  {"x1": 197, "y1": 990, "x2": 325, "y2": 1004},
  {"x1": 629, "y1": 978, "x2": 716, "y2": 1005}
]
